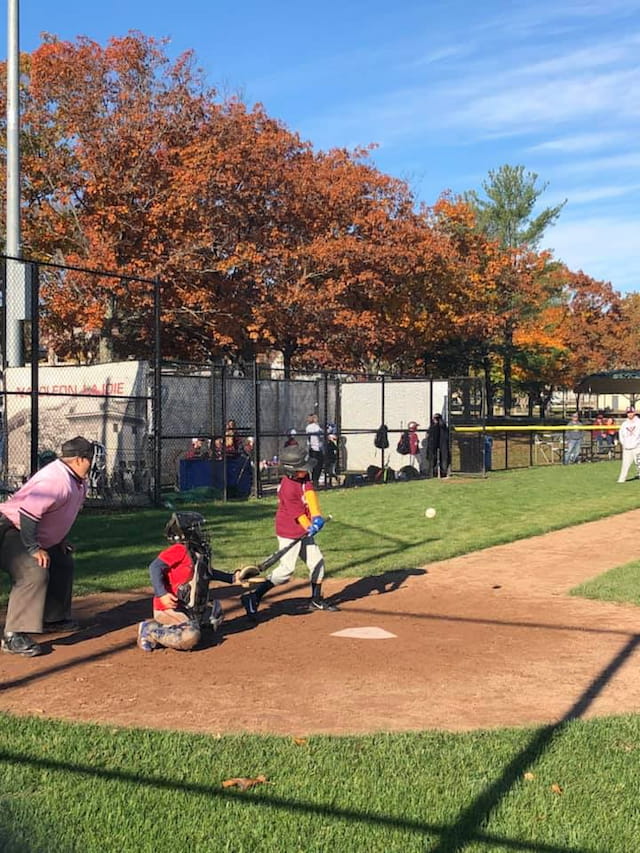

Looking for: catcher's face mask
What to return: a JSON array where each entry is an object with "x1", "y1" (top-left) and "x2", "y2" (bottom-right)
[{"x1": 164, "y1": 511, "x2": 208, "y2": 546}]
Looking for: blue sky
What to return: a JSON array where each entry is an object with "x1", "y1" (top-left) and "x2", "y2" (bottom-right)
[{"x1": 2, "y1": 0, "x2": 639, "y2": 293}]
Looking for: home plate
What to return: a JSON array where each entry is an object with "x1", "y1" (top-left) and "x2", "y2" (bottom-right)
[{"x1": 330, "y1": 627, "x2": 397, "y2": 640}]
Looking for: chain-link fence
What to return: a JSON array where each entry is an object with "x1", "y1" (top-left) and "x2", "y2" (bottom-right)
[
  {"x1": 1, "y1": 257, "x2": 158, "y2": 505},
  {"x1": 9, "y1": 254, "x2": 607, "y2": 505}
]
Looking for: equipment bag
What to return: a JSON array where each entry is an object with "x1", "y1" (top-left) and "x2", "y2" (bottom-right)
[
  {"x1": 374, "y1": 424, "x2": 389, "y2": 449},
  {"x1": 397, "y1": 431, "x2": 410, "y2": 455},
  {"x1": 366, "y1": 464, "x2": 383, "y2": 483}
]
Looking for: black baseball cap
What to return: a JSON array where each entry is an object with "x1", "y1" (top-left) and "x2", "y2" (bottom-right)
[{"x1": 61, "y1": 436, "x2": 95, "y2": 459}]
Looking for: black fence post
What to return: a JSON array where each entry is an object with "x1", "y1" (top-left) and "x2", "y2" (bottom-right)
[
  {"x1": 380, "y1": 374, "x2": 386, "y2": 469},
  {"x1": 221, "y1": 363, "x2": 227, "y2": 503},
  {"x1": 29, "y1": 262, "x2": 39, "y2": 476},
  {"x1": 152, "y1": 278, "x2": 162, "y2": 506},
  {"x1": 253, "y1": 359, "x2": 260, "y2": 498}
]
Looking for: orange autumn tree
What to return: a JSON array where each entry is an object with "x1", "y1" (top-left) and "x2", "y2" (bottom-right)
[
  {"x1": 465, "y1": 166, "x2": 566, "y2": 413},
  {"x1": 5, "y1": 32, "x2": 217, "y2": 361},
  {"x1": 554, "y1": 269, "x2": 624, "y2": 391},
  {"x1": 512, "y1": 266, "x2": 624, "y2": 413},
  {"x1": 3, "y1": 32, "x2": 624, "y2": 388},
  {"x1": 613, "y1": 293, "x2": 640, "y2": 369},
  {"x1": 172, "y1": 131, "x2": 435, "y2": 373},
  {"x1": 510, "y1": 263, "x2": 572, "y2": 415},
  {"x1": 413, "y1": 197, "x2": 507, "y2": 392}
]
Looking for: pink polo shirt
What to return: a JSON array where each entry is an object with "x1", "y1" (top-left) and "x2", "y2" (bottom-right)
[{"x1": 1, "y1": 459, "x2": 88, "y2": 548}]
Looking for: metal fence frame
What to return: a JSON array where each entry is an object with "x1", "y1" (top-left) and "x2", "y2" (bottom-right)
[{"x1": 4, "y1": 255, "x2": 607, "y2": 505}]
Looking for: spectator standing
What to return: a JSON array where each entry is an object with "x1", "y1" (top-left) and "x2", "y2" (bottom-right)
[
  {"x1": 563, "y1": 413, "x2": 583, "y2": 464},
  {"x1": 427, "y1": 414, "x2": 450, "y2": 478},
  {"x1": 407, "y1": 421, "x2": 421, "y2": 470},
  {"x1": 224, "y1": 419, "x2": 242, "y2": 457},
  {"x1": 324, "y1": 429, "x2": 340, "y2": 487},
  {"x1": 604, "y1": 414, "x2": 617, "y2": 453},
  {"x1": 284, "y1": 429, "x2": 299, "y2": 448},
  {"x1": 592, "y1": 413, "x2": 606, "y2": 454},
  {"x1": 305, "y1": 413, "x2": 324, "y2": 487},
  {"x1": 617, "y1": 407, "x2": 640, "y2": 483},
  {"x1": 0, "y1": 436, "x2": 98, "y2": 657}
]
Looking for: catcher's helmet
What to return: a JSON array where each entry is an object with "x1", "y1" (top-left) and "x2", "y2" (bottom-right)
[
  {"x1": 280, "y1": 445, "x2": 316, "y2": 474},
  {"x1": 164, "y1": 511, "x2": 208, "y2": 543}
]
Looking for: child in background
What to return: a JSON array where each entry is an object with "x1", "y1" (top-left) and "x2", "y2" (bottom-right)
[{"x1": 241, "y1": 444, "x2": 339, "y2": 623}]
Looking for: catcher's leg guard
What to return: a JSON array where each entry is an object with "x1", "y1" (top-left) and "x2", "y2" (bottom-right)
[
  {"x1": 138, "y1": 620, "x2": 160, "y2": 652},
  {"x1": 150, "y1": 619, "x2": 201, "y2": 651}
]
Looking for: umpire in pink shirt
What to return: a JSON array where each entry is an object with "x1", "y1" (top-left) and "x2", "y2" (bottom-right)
[{"x1": 0, "y1": 436, "x2": 95, "y2": 657}]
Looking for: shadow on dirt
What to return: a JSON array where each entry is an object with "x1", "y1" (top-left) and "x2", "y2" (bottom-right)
[{"x1": 332, "y1": 568, "x2": 427, "y2": 604}]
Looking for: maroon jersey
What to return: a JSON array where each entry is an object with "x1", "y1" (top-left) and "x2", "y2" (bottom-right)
[{"x1": 275, "y1": 475, "x2": 314, "y2": 538}]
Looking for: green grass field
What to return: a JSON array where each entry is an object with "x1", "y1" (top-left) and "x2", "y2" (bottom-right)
[
  {"x1": 53, "y1": 457, "x2": 640, "y2": 598},
  {"x1": 1, "y1": 460, "x2": 639, "y2": 852}
]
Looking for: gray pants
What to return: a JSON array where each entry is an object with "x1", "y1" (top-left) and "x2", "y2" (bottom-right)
[
  {"x1": 0, "y1": 520, "x2": 74, "y2": 633},
  {"x1": 267, "y1": 535, "x2": 325, "y2": 587}
]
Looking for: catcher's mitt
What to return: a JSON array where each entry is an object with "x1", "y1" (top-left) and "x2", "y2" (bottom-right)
[{"x1": 235, "y1": 565, "x2": 263, "y2": 586}]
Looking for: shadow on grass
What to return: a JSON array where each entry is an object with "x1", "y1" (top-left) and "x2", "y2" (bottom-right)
[
  {"x1": 0, "y1": 582, "x2": 636, "y2": 849},
  {"x1": 0, "y1": 742, "x2": 595, "y2": 853},
  {"x1": 429, "y1": 631, "x2": 640, "y2": 852}
]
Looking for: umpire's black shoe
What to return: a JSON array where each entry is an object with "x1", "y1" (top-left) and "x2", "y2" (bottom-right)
[
  {"x1": 43, "y1": 619, "x2": 80, "y2": 632},
  {"x1": 241, "y1": 591, "x2": 259, "y2": 622},
  {"x1": 308, "y1": 598, "x2": 340, "y2": 612},
  {"x1": 1, "y1": 632, "x2": 43, "y2": 657}
]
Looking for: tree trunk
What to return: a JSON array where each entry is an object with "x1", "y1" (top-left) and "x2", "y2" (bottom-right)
[{"x1": 503, "y1": 323, "x2": 514, "y2": 416}]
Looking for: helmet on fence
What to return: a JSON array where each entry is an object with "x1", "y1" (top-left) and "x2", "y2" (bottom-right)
[
  {"x1": 38, "y1": 449, "x2": 58, "y2": 469},
  {"x1": 164, "y1": 511, "x2": 208, "y2": 547},
  {"x1": 279, "y1": 445, "x2": 316, "y2": 474}
]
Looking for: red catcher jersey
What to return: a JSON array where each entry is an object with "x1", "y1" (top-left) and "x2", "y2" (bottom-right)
[{"x1": 153, "y1": 542, "x2": 194, "y2": 610}]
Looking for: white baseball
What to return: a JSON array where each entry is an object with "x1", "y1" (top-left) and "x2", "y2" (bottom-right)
[{"x1": 425, "y1": 507, "x2": 436, "y2": 518}]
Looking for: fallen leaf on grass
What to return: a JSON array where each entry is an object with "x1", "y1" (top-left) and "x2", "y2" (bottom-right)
[
  {"x1": 550, "y1": 783, "x2": 563, "y2": 795},
  {"x1": 523, "y1": 772, "x2": 535, "y2": 781},
  {"x1": 292, "y1": 737, "x2": 308, "y2": 747},
  {"x1": 222, "y1": 775, "x2": 268, "y2": 791}
]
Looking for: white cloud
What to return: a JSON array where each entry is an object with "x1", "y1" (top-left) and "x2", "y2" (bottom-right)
[
  {"x1": 450, "y1": 68, "x2": 640, "y2": 132},
  {"x1": 546, "y1": 184, "x2": 640, "y2": 205},
  {"x1": 528, "y1": 132, "x2": 629, "y2": 153},
  {"x1": 560, "y1": 152, "x2": 640, "y2": 174}
]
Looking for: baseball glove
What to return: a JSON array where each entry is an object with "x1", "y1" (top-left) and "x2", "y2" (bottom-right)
[{"x1": 235, "y1": 565, "x2": 262, "y2": 584}]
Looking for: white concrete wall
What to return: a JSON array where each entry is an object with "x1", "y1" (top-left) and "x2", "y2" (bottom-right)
[{"x1": 340, "y1": 379, "x2": 449, "y2": 471}]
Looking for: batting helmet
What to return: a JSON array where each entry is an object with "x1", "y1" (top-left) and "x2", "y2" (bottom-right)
[{"x1": 280, "y1": 445, "x2": 316, "y2": 474}]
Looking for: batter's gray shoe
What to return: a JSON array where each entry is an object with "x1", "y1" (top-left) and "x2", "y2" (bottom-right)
[
  {"x1": 1, "y1": 632, "x2": 43, "y2": 657},
  {"x1": 308, "y1": 598, "x2": 340, "y2": 612},
  {"x1": 241, "y1": 591, "x2": 259, "y2": 622}
]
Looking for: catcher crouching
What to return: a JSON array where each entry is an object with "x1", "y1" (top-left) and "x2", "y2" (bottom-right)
[{"x1": 137, "y1": 512, "x2": 259, "y2": 652}]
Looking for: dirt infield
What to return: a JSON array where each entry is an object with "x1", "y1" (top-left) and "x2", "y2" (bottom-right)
[{"x1": 1, "y1": 510, "x2": 640, "y2": 736}]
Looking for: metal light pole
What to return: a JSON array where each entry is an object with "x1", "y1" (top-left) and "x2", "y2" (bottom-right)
[{"x1": 5, "y1": 0, "x2": 26, "y2": 366}]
